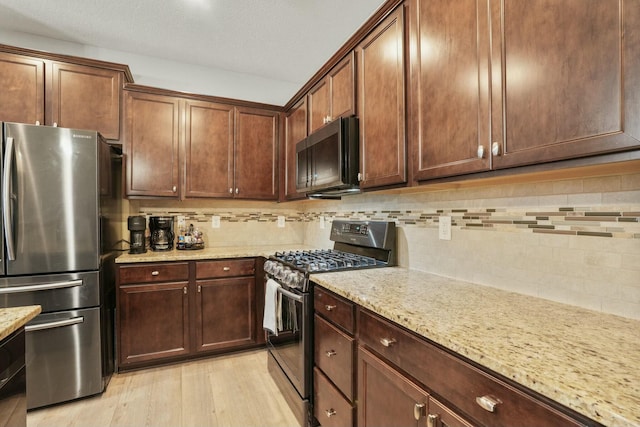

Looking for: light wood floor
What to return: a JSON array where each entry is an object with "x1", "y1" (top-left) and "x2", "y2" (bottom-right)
[{"x1": 27, "y1": 349, "x2": 299, "y2": 427}]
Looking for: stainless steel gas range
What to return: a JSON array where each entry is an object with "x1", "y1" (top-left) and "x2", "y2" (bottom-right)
[{"x1": 263, "y1": 220, "x2": 396, "y2": 427}]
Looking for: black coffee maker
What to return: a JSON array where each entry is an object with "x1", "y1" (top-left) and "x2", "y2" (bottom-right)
[
  {"x1": 127, "y1": 216, "x2": 147, "y2": 254},
  {"x1": 149, "y1": 216, "x2": 174, "y2": 251}
]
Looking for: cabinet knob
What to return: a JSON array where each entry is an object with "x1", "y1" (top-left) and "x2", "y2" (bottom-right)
[
  {"x1": 197, "y1": 285, "x2": 201, "y2": 293},
  {"x1": 183, "y1": 287, "x2": 187, "y2": 295},
  {"x1": 235, "y1": 188, "x2": 239, "y2": 194},
  {"x1": 357, "y1": 172, "x2": 363, "y2": 182},
  {"x1": 229, "y1": 188, "x2": 233, "y2": 194},
  {"x1": 151, "y1": 271, "x2": 159, "y2": 276},
  {"x1": 325, "y1": 304, "x2": 336, "y2": 311},
  {"x1": 35, "y1": 121, "x2": 41, "y2": 126},
  {"x1": 491, "y1": 141, "x2": 501, "y2": 156},
  {"x1": 223, "y1": 266, "x2": 231, "y2": 271},
  {"x1": 413, "y1": 403, "x2": 426, "y2": 421},
  {"x1": 325, "y1": 409, "x2": 336, "y2": 418},
  {"x1": 325, "y1": 350, "x2": 337, "y2": 357},
  {"x1": 172, "y1": 186, "x2": 177, "y2": 193},
  {"x1": 477, "y1": 145, "x2": 485, "y2": 159},
  {"x1": 380, "y1": 337, "x2": 396, "y2": 347},
  {"x1": 427, "y1": 414, "x2": 439, "y2": 427},
  {"x1": 476, "y1": 394, "x2": 502, "y2": 413}
]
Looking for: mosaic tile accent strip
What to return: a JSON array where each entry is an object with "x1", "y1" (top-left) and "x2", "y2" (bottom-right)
[{"x1": 137, "y1": 207, "x2": 640, "y2": 239}]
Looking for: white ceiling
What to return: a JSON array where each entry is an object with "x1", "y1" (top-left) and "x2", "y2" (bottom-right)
[{"x1": 0, "y1": 0, "x2": 386, "y2": 102}]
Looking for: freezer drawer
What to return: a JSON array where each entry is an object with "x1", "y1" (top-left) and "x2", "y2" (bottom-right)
[
  {"x1": 0, "y1": 271, "x2": 99, "y2": 312},
  {"x1": 25, "y1": 307, "x2": 103, "y2": 409}
]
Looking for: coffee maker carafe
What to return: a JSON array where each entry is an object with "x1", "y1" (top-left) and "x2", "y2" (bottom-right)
[{"x1": 149, "y1": 216, "x2": 174, "y2": 251}]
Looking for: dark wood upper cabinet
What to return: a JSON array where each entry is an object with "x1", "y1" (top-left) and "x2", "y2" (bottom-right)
[
  {"x1": 124, "y1": 90, "x2": 181, "y2": 198},
  {"x1": 356, "y1": 5, "x2": 407, "y2": 189},
  {"x1": 411, "y1": 0, "x2": 640, "y2": 182},
  {"x1": 284, "y1": 97, "x2": 308, "y2": 200},
  {"x1": 308, "y1": 53, "x2": 355, "y2": 134},
  {"x1": 234, "y1": 106, "x2": 279, "y2": 200},
  {"x1": 490, "y1": 0, "x2": 640, "y2": 169},
  {"x1": 409, "y1": 0, "x2": 491, "y2": 180},
  {"x1": 184, "y1": 100, "x2": 234, "y2": 198},
  {"x1": 0, "y1": 52, "x2": 44, "y2": 125},
  {"x1": 0, "y1": 46, "x2": 129, "y2": 141},
  {"x1": 48, "y1": 62, "x2": 123, "y2": 139}
]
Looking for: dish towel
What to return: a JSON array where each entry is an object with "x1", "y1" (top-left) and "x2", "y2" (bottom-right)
[{"x1": 263, "y1": 278, "x2": 281, "y2": 336}]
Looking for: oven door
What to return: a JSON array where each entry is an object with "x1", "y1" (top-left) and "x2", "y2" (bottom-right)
[{"x1": 266, "y1": 284, "x2": 311, "y2": 399}]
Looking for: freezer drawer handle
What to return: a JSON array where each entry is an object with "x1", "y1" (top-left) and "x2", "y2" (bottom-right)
[
  {"x1": 3, "y1": 137, "x2": 15, "y2": 261},
  {"x1": 0, "y1": 279, "x2": 83, "y2": 294},
  {"x1": 25, "y1": 316, "x2": 84, "y2": 332}
]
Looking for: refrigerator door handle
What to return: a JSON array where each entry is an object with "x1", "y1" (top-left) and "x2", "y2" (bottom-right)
[
  {"x1": 25, "y1": 316, "x2": 84, "y2": 332},
  {"x1": 2, "y1": 136, "x2": 15, "y2": 261},
  {"x1": 0, "y1": 279, "x2": 83, "y2": 294}
]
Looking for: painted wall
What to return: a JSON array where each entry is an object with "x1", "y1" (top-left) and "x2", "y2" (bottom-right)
[{"x1": 0, "y1": 29, "x2": 298, "y2": 105}]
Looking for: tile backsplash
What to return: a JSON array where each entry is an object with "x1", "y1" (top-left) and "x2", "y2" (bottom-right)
[{"x1": 130, "y1": 170, "x2": 640, "y2": 320}]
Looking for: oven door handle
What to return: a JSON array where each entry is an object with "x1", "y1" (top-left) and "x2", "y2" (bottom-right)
[{"x1": 277, "y1": 286, "x2": 304, "y2": 302}]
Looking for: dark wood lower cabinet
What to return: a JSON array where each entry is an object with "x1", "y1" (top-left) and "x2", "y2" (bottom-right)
[
  {"x1": 118, "y1": 281, "x2": 190, "y2": 366},
  {"x1": 195, "y1": 277, "x2": 255, "y2": 352},
  {"x1": 117, "y1": 258, "x2": 259, "y2": 370},
  {"x1": 312, "y1": 284, "x2": 600, "y2": 427},
  {"x1": 358, "y1": 346, "x2": 430, "y2": 427}
]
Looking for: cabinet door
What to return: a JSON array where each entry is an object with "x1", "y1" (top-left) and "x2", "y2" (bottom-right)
[
  {"x1": 48, "y1": 62, "x2": 122, "y2": 140},
  {"x1": 118, "y1": 282, "x2": 190, "y2": 366},
  {"x1": 357, "y1": 5, "x2": 407, "y2": 189},
  {"x1": 124, "y1": 91, "x2": 180, "y2": 197},
  {"x1": 329, "y1": 52, "x2": 356, "y2": 121},
  {"x1": 410, "y1": 0, "x2": 491, "y2": 180},
  {"x1": 184, "y1": 100, "x2": 234, "y2": 198},
  {"x1": 194, "y1": 277, "x2": 255, "y2": 353},
  {"x1": 358, "y1": 346, "x2": 429, "y2": 427},
  {"x1": 490, "y1": 0, "x2": 640, "y2": 169},
  {"x1": 234, "y1": 107, "x2": 278, "y2": 200},
  {"x1": 0, "y1": 52, "x2": 44, "y2": 125},
  {"x1": 308, "y1": 78, "x2": 330, "y2": 133},
  {"x1": 284, "y1": 98, "x2": 308, "y2": 200}
]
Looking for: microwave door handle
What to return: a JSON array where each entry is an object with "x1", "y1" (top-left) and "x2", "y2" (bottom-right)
[{"x1": 3, "y1": 137, "x2": 15, "y2": 261}]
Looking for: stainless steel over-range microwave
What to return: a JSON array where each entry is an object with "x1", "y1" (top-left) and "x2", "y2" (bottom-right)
[{"x1": 296, "y1": 116, "x2": 360, "y2": 198}]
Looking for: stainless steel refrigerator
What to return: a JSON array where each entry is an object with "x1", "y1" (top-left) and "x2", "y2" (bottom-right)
[{"x1": 0, "y1": 122, "x2": 122, "y2": 409}]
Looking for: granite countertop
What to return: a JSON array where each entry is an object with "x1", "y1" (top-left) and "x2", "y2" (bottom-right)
[
  {"x1": 116, "y1": 245, "x2": 316, "y2": 264},
  {"x1": 0, "y1": 306, "x2": 41, "y2": 341},
  {"x1": 310, "y1": 267, "x2": 639, "y2": 427}
]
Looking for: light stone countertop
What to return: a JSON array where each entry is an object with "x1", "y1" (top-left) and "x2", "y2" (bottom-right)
[
  {"x1": 310, "y1": 267, "x2": 639, "y2": 427},
  {"x1": 0, "y1": 306, "x2": 41, "y2": 341},
  {"x1": 115, "y1": 245, "x2": 316, "y2": 263}
]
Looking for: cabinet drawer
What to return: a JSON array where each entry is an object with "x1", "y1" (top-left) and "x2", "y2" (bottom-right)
[
  {"x1": 358, "y1": 309, "x2": 588, "y2": 427},
  {"x1": 314, "y1": 314, "x2": 355, "y2": 401},
  {"x1": 314, "y1": 287, "x2": 355, "y2": 334},
  {"x1": 119, "y1": 262, "x2": 189, "y2": 284},
  {"x1": 314, "y1": 367, "x2": 354, "y2": 427},
  {"x1": 195, "y1": 259, "x2": 255, "y2": 279}
]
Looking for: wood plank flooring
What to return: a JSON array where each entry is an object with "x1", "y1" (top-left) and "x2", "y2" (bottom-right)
[{"x1": 27, "y1": 349, "x2": 299, "y2": 427}]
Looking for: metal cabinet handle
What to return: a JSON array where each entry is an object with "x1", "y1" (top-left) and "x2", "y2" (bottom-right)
[
  {"x1": 491, "y1": 141, "x2": 501, "y2": 156},
  {"x1": 476, "y1": 395, "x2": 502, "y2": 413},
  {"x1": 151, "y1": 271, "x2": 159, "y2": 276},
  {"x1": 172, "y1": 185, "x2": 177, "y2": 192},
  {"x1": 427, "y1": 414, "x2": 439, "y2": 427},
  {"x1": 229, "y1": 188, "x2": 233, "y2": 194},
  {"x1": 413, "y1": 403, "x2": 426, "y2": 421},
  {"x1": 477, "y1": 145, "x2": 485, "y2": 159},
  {"x1": 183, "y1": 287, "x2": 188, "y2": 294},
  {"x1": 325, "y1": 350, "x2": 337, "y2": 357},
  {"x1": 325, "y1": 409, "x2": 336, "y2": 418},
  {"x1": 223, "y1": 266, "x2": 231, "y2": 271},
  {"x1": 197, "y1": 285, "x2": 201, "y2": 293},
  {"x1": 235, "y1": 188, "x2": 239, "y2": 194},
  {"x1": 325, "y1": 304, "x2": 336, "y2": 311},
  {"x1": 380, "y1": 337, "x2": 396, "y2": 347}
]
